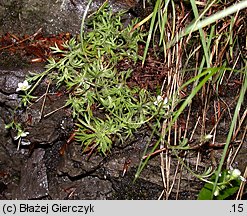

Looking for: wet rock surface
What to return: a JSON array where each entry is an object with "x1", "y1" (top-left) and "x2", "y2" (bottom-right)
[
  {"x1": 13, "y1": 148, "x2": 48, "y2": 199},
  {"x1": 0, "y1": 0, "x2": 142, "y2": 35},
  {"x1": 1, "y1": 0, "x2": 96, "y2": 35}
]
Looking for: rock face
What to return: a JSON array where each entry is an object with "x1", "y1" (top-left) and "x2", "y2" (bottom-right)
[
  {"x1": 1, "y1": 0, "x2": 77, "y2": 35},
  {"x1": 0, "y1": 0, "x2": 141, "y2": 35}
]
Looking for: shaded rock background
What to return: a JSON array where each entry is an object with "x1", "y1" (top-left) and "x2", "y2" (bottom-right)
[{"x1": 0, "y1": 0, "x2": 141, "y2": 35}]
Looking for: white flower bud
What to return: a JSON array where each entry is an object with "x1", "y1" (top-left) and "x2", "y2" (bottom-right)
[
  {"x1": 154, "y1": 95, "x2": 169, "y2": 109},
  {"x1": 214, "y1": 188, "x2": 220, "y2": 196},
  {"x1": 231, "y1": 169, "x2": 241, "y2": 179}
]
